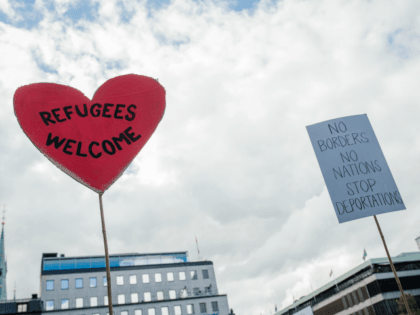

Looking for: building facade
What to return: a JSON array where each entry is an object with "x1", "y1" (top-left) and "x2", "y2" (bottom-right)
[
  {"x1": 40, "y1": 252, "x2": 230, "y2": 315},
  {"x1": 276, "y1": 252, "x2": 420, "y2": 315}
]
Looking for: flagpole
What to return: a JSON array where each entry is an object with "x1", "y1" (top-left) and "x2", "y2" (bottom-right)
[
  {"x1": 373, "y1": 215, "x2": 412, "y2": 315},
  {"x1": 331, "y1": 270, "x2": 339, "y2": 291}
]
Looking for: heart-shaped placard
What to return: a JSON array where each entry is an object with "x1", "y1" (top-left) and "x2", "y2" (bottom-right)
[{"x1": 14, "y1": 74, "x2": 166, "y2": 193}]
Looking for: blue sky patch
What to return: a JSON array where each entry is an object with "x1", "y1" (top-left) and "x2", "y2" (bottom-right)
[
  {"x1": 63, "y1": 0, "x2": 99, "y2": 23},
  {"x1": 0, "y1": 0, "x2": 43, "y2": 30}
]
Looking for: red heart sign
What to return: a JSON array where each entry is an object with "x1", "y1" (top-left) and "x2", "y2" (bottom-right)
[{"x1": 14, "y1": 74, "x2": 166, "y2": 193}]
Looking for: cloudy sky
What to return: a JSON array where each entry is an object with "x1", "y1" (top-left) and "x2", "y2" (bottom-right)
[{"x1": 1, "y1": 0, "x2": 420, "y2": 314}]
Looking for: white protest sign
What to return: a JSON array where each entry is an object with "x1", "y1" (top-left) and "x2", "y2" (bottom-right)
[
  {"x1": 307, "y1": 114, "x2": 405, "y2": 223},
  {"x1": 294, "y1": 306, "x2": 314, "y2": 315}
]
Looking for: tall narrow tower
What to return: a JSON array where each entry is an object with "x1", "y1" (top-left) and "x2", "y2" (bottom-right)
[{"x1": 0, "y1": 206, "x2": 7, "y2": 301}]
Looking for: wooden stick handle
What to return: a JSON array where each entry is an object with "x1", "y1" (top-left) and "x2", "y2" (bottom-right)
[
  {"x1": 374, "y1": 215, "x2": 411, "y2": 315},
  {"x1": 99, "y1": 193, "x2": 113, "y2": 315}
]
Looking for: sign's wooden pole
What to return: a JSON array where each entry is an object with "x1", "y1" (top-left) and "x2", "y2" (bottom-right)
[
  {"x1": 373, "y1": 215, "x2": 411, "y2": 315},
  {"x1": 99, "y1": 194, "x2": 113, "y2": 315}
]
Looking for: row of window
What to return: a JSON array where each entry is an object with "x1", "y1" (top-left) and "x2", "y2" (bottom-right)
[
  {"x1": 45, "y1": 301, "x2": 219, "y2": 314},
  {"x1": 46, "y1": 271, "x2": 209, "y2": 291},
  {"x1": 45, "y1": 287, "x2": 210, "y2": 309}
]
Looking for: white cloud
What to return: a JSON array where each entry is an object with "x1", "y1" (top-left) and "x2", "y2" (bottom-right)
[{"x1": 1, "y1": 1, "x2": 420, "y2": 314}]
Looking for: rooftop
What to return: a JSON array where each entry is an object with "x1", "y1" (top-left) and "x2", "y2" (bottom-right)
[{"x1": 42, "y1": 251, "x2": 190, "y2": 274}]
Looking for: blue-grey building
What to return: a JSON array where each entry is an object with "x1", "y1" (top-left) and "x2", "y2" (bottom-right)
[{"x1": 40, "y1": 252, "x2": 230, "y2": 315}]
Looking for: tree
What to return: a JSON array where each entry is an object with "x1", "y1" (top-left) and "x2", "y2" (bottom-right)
[{"x1": 397, "y1": 294, "x2": 420, "y2": 315}]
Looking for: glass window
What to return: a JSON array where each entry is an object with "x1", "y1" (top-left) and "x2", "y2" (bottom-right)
[
  {"x1": 46, "y1": 280, "x2": 54, "y2": 291},
  {"x1": 135, "y1": 310, "x2": 142, "y2": 315},
  {"x1": 179, "y1": 272, "x2": 186, "y2": 280},
  {"x1": 76, "y1": 298, "x2": 83, "y2": 308},
  {"x1": 130, "y1": 275, "x2": 137, "y2": 284},
  {"x1": 155, "y1": 273, "x2": 162, "y2": 282},
  {"x1": 17, "y1": 304, "x2": 27, "y2": 313},
  {"x1": 187, "y1": 304, "x2": 194, "y2": 314},
  {"x1": 104, "y1": 296, "x2": 109, "y2": 306},
  {"x1": 180, "y1": 289, "x2": 188, "y2": 298},
  {"x1": 61, "y1": 279, "x2": 69, "y2": 290},
  {"x1": 76, "y1": 278, "x2": 83, "y2": 289},
  {"x1": 193, "y1": 288, "x2": 200, "y2": 296},
  {"x1": 142, "y1": 274, "x2": 150, "y2": 283},
  {"x1": 157, "y1": 291, "x2": 164, "y2": 301},
  {"x1": 167, "y1": 272, "x2": 174, "y2": 282},
  {"x1": 118, "y1": 294, "x2": 125, "y2": 304},
  {"x1": 144, "y1": 292, "x2": 151, "y2": 302},
  {"x1": 169, "y1": 290, "x2": 176, "y2": 300},
  {"x1": 199, "y1": 303, "x2": 206, "y2": 313},
  {"x1": 90, "y1": 297, "x2": 98, "y2": 307},
  {"x1": 190, "y1": 271, "x2": 197, "y2": 280},
  {"x1": 174, "y1": 306, "x2": 182, "y2": 315},
  {"x1": 121, "y1": 312, "x2": 128, "y2": 315},
  {"x1": 117, "y1": 276, "x2": 124, "y2": 285},
  {"x1": 211, "y1": 302, "x2": 219, "y2": 312},
  {"x1": 46, "y1": 301, "x2": 54, "y2": 311},
  {"x1": 103, "y1": 276, "x2": 108, "y2": 286},
  {"x1": 131, "y1": 293, "x2": 138, "y2": 303},
  {"x1": 90, "y1": 277, "x2": 97, "y2": 288},
  {"x1": 202, "y1": 270, "x2": 209, "y2": 279},
  {"x1": 61, "y1": 299, "x2": 69, "y2": 309},
  {"x1": 148, "y1": 308, "x2": 155, "y2": 315},
  {"x1": 161, "y1": 307, "x2": 169, "y2": 315},
  {"x1": 205, "y1": 286, "x2": 212, "y2": 294}
]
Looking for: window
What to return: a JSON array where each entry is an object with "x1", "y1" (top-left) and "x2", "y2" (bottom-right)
[
  {"x1": 199, "y1": 303, "x2": 206, "y2": 313},
  {"x1": 131, "y1": 293, "x2": 139, "y2": 303},
  {"x1": 90, "y1": 297, "x2": 98, "y2": 307},
  {"x1": 90, "y1": 277, "x2": 97, "y2": 288},
  {"x1": 118, "y1": 294, "x2": 125, "y2": 304},
  {"x1": 148, "y1": 308, "x2": 155, "y2": 315},
  {"x1": 61, "y1": 299, "x2": 69, "y2": 309},
  {"x1": 187, "y1": 304, "x2": 194, "y2": 314},
  {"x1": 205, "y1": 286, "x2": 212, "y2": 294},
  {"x1": 76, "y1": 298, "x2": 83, "y2": 308},
  {"x1": 17, "y1": 304, "x2": 27, "y2": 313},
  {"x1": 161, "y1": 307, "x2": 169, "y2": 315},
  {"x1": 202, "y1": 270, "x2": 209, "y2": 279},
  {"x1": 46, "y1": 301, "x2": 54, "y2": 311},
  {"x1": 190, "y1": 271, "x2": 197, "y2": 280},
  {"x1": 103, "y1": 276, "x2": 107, "y2": 286},
  {"x1": 142, "y1": 274, "x2": 150, "y2": 283},
  {"x1": 104, "y1": 296, "x2": 109, "y2": 306},
  {"x1": 167, "y1": 272, "x2": 174, "y2": 282},
  {"x1": 169, "y1": 290, "x2": 176, "y2": 300},
  {"x1": 157, "y1": 291, "x2": 164, "y2": 301},
  {"x1": 179, "y1": 272, "x2": 186, "y2": 280},
  {"x1": 130, "y1": 275, "x2": 137, "y2": 284},
  {"x1": 61, "y1": 279, "x2": 69, "y2": 290},
  {"x1": 193, "y1": 288, "x2": 200, "y2": 296},
  {"x1": 46, "y1": 280, "x2": 54, "y2": 291},
  {"x1": 174, "y1": 305, "x2": 182, "y2": 315},
  {"x1": 211, "y1": 302, "x2": 219, "y2": 312},
  {"x1": 144, "y1": 292, "x2": 151, "y2": 302},
  {"x1": 135, "y1": 310, "x2": 142, "y2": 315},
  {"x1": 121, "y1": 311, "x2": 128, "y2": 315},
  {"x1": 155, "y1": 273, "x2": 162, "y2": 282},
  {"x1": 180, "y1": 289, "x2": 188, "y2": 298},
  {"x1": 117, "y1": 276, "x2": 124, "y2": 285},
  {"x1": 76, "y1": 278, "x2": 83, "y2": 289}
]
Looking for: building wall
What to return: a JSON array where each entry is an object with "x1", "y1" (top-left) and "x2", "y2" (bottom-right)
[
  {"x1": 40, "y1": 261, "x2": 228, "y2": 315},
  {"x1": 41, "y1": 295, "x2": 229, "y2": 315}
]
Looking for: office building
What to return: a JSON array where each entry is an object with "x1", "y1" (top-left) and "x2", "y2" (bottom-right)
[
  {"x1": 40, "y1": 252, "x2": 230, "y2": 315},
  {"x1": 0, "y1": 217, "x2": 7, "y2": 301},
  {"x1": 276, "y1": 252, "x2": 420, "y2": 315}
]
